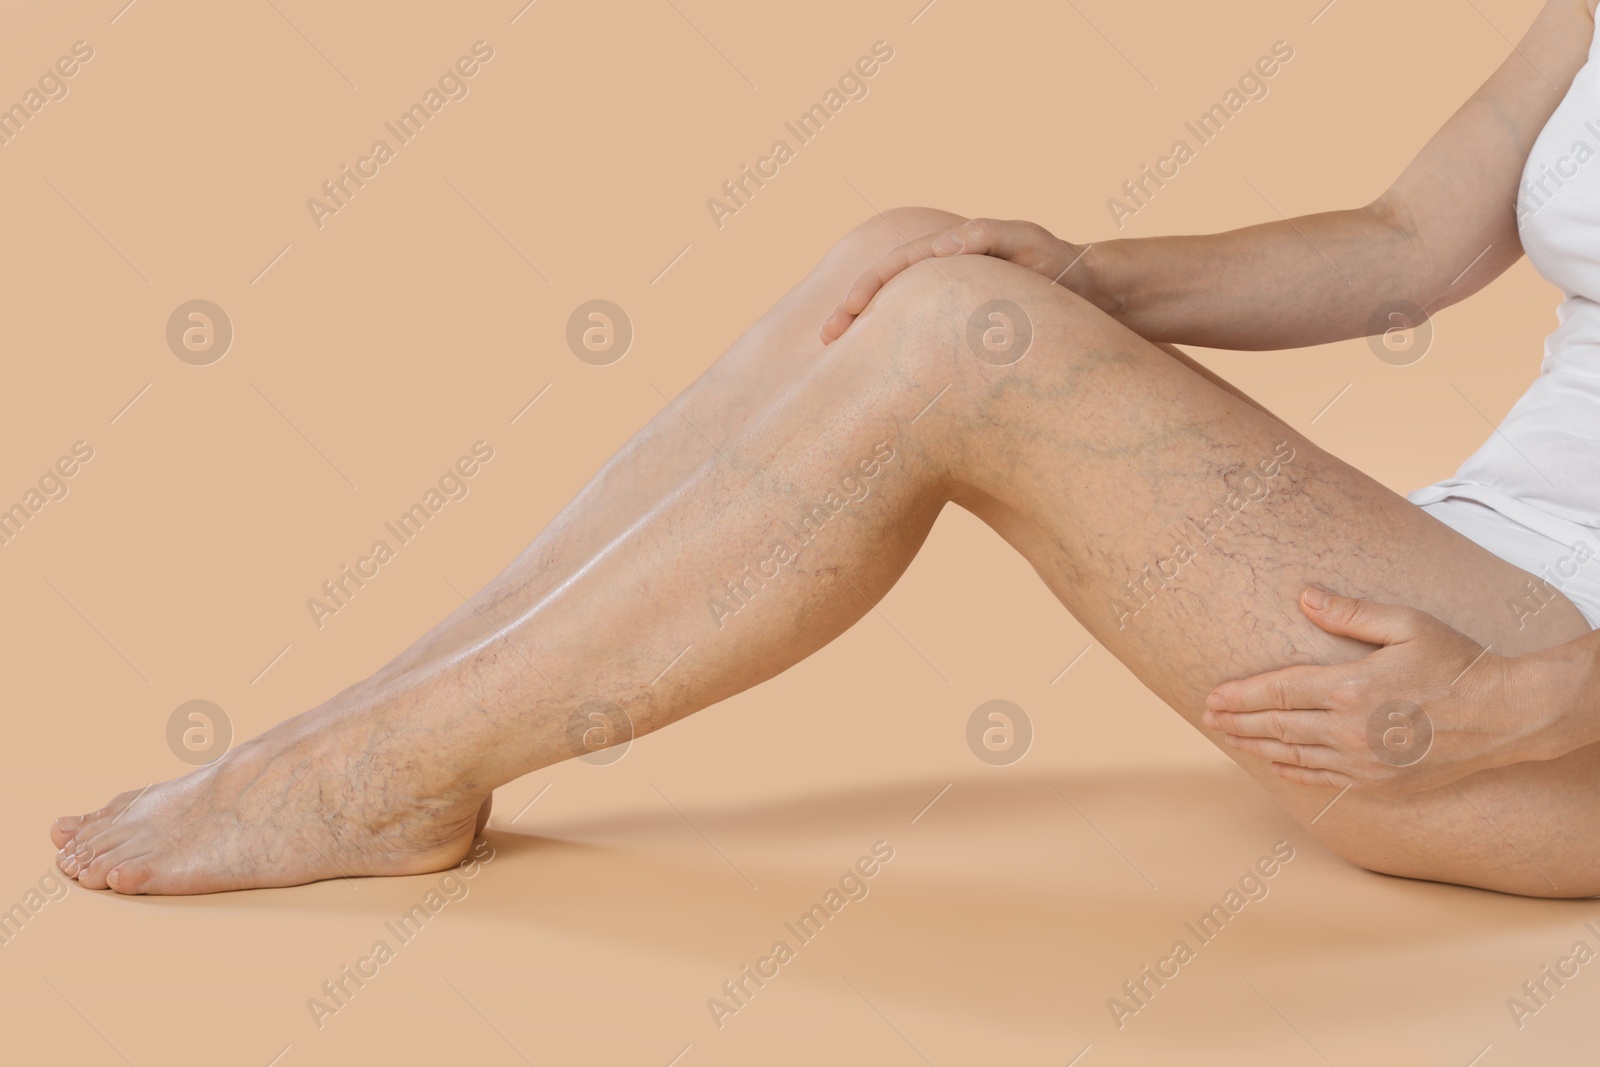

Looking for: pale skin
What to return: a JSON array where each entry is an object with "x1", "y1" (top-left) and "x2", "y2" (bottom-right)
[{"x1": 54, "y1": 0, "x2": 1600, "y2": 897}]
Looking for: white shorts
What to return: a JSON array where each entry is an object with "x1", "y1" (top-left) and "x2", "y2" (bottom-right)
[{"x1": 1415, "y1": 495, "x2": 1600, "y2": 631}]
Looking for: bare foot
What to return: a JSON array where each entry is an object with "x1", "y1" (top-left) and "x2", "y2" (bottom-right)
[{"x1": 50, "y1": 705, "x2": 494, "y2": 895}]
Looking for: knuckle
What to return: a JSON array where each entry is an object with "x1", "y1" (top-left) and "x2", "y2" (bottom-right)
[
  {"x1": 1329, "y1": 676, "x2": 1361, "y2": 707},
  {"x1": 1334, "y1": 720, "x2": 1364, "y2": 751}
]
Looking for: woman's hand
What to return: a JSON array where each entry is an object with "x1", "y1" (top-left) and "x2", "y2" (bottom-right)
[
  {"x1": 820, "y1": 218, "x2": 1088, "y2": 344},
  {"x1": 1200, "y1": 588, "x2": 1565, "y2": 793}
]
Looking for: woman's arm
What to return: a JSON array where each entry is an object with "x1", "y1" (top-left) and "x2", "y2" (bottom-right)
[
  {"x1": 821, "y1": 0, "x2": 1596, "y2": 350},
  {"x1": 1086, "y1": 0, "x2": 1595, "y2": 350}
]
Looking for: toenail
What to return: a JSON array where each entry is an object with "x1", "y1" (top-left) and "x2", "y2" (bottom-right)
[{"x1": 105, "y1": 869, "x2": 119, "y2": 889}]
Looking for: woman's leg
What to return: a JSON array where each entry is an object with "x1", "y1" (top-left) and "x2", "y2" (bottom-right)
[
  {"x1": 55, "y1": 247, "x2": 1600, "y2": 897},
  {"x1": 49, "y1": 206, "x2": 968, "y2": 882},
  {"x1": 367, "y1": 207, "x2": 967, "y2": 681}
]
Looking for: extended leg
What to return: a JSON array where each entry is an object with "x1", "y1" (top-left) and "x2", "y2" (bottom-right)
[
  {"x1": 50, "y1": 206, "x2": 964, "y2": 872},
  {"x1": 56, "y1": 248, "x2": 1600, "y2": 897},
  {"x1": 370, "y1": 207, "x2": 966, "y2": 679}
]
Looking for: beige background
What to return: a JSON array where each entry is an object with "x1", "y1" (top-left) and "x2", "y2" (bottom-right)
[{"x1": 1, "y1": 0, "x2": 1595, "y2": 1064}]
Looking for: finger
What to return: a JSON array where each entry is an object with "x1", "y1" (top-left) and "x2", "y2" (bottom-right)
[
  {"x1": 938, "y1": 219, "x2": 1079, "y2": 277},
  {"x1": 819, "y1": 259, "x2": 921, "y2": 342},
  {"x1": 1205, "y1": 708, "x2": 1332, "y2": 745},
  {"x1": 821, "y1": 237, "x2": 945, "y2": 344},
  {"x1": 1300, "y1": 587, "x2": 1431, "y2": 646},
  {"x1": 822, "y1": 220, "x2": 1050, "y2": 343},
  {"x1": 1270, "y1": 762, "x2": 1356, "y2": 789},
  {"x1": 835, "y1": 259, "x2": 913, "y2": 318},
  {"x1": 1205, "y1": 664, "x2": 1338, "y2": 715},
  {"x1": 928, "y1": 218, "x2": 1021, "y2": 259},
  {"x1": 843, "y1": 232, "x2": 957, "y2": 313},
  {"x1": 1222, "y1": 734, "x2": 1341, "y2": 769}
]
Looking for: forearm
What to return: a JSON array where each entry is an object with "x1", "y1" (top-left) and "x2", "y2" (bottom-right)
[
  {"x1": 1075, "y1": 203, "x2": 1434, "y2": 351},
  {"x1": 1061, "y1": 0, "x2": 1590, "y2": 354}
]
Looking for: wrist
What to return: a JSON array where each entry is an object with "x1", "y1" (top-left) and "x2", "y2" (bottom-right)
[
  {"x1": 1067, "y1": 239, "x2": 1130, "y2": 319},
  {"x1": 1520, "y1": 636, "x2": 1600, "y2": 761}
]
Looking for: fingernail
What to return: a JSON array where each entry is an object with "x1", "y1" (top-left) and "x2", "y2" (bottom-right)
[
  {"x1": 931, "y1": 233, "x2": 962, "y2": 254},
  {"x1": 1205, "y1": 691, "x2": 1224, "y2": 710},
  {"x1": 1200, "y1": 710, "x2": 1217, "y2": 728},
  {"x1": 1303, "y1": 587, "x2": 1330, "y2": 610}
]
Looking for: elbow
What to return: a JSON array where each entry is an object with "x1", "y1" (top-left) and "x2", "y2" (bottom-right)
[
  {"x1": 1358, "y1": 192, "x2": 1446, "y2": 329},
  {"x1": 1364, "y1": 192, "x2": 1431, "y2": 288},
  {"x1": 1364, "y1": 190, "x2": 1519, "y2": 319},
  {"x1": 1365, "y1": 189, "x2": 1420, "y2": 244}
]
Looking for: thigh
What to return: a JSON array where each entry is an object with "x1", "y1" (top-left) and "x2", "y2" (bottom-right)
[{"x1": 910, "y1": 256, "x2": 1597, "y2": 896}]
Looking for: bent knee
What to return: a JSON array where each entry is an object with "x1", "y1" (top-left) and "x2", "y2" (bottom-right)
[
  {"x1": 825, "y1": 254, "x2": 1122, "y2": 407},
  {"x1": 826, "y1": 206, "x2": 968, "y2": 271},
  {"x1": 861, "y1": 251, "x2": 1112, "y2": 350}
]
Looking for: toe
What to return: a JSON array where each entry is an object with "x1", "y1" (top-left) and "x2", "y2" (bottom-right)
[
  {"x1": 61, "y1": 823, "x2": 136, "y2": 884},
  {"x1": 50, "y1": 817, "x2": 81, "y2": 848},
  {"x1": 66, "y1": 808, "x2": 120, "y2": 844},
  {"x1": 76, "y1": 841, "x2": 139, "y2": 891},
  {"x1": 67, "y1": 819, "x2": 109, "y2": 850},
  {"x1": 105, "y1": 857, "x2": 154, "y2": 895},
  {"x1": 67, "y1": 800, "x2": 142, "y2": 851},
  {"x1": 64, "y1": 789, "x2": 145, "y2": 843},
  {"x1": 58, "y1": 841, "x2": 96, "y2": 879}
]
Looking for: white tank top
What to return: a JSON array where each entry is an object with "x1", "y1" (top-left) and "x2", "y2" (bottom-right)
[{"x1": 1407, "y1": 21, "x2": 1600, "y2": 545}]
